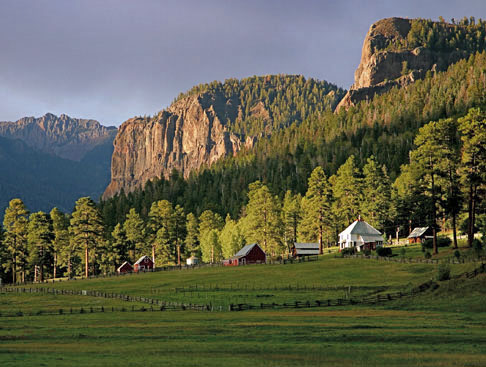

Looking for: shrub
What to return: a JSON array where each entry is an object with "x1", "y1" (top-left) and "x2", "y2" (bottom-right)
[
  {"x1": 422, "y1": 236, "x2": 452, "y2": 249},
  {"x1": 437, "y1": 263, "x2": 451, "y2": 281},
  {"x1": 472, "y1": 239, "x2": 483, "y2": 258},
  {"x1": 363, "y1": 249, "x2": 372, "y2": 256},
  {"x1": 400, "y1": 248, "x2": 407, "y2": 258},
  {"x1": 424, "y1": 251, "x2": 432, "y2": 259},
  {"x1": 376, "y1": 247, "x2": 393, "y2": 257},
  {"x1": 341, "y1": 247, "x2": 356, "y2": 256},
  {"x1": 454, "y1": 250, "x2": 461, "y2": 259}
]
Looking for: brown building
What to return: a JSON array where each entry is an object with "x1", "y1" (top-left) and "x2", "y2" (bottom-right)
[
  {"x1": 407, "y1": 227, "x2": 434, "y2": 244},
  {"x1": 133, "y1": 256, "x2": 154, "y2": 272},
  {"x1": 117, "y1": 261, "x2": 133, "y2": 274},
  {"x1": 223, "y1": 243, "x2": 266, "y2": 266}
]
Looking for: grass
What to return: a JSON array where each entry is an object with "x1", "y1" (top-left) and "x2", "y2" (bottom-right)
[{"x1": 1, "y1": 256, "x2": 485, "y2": 366}]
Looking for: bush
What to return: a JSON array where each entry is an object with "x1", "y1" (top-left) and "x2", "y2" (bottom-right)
[
  {"x1": 341, "y1": 247, "x2": 356, "y2": 256},
  {"x1": 424, "y1": 251, "x2": 432, "y2": 259},
  {"x1": 454, "y1": 250, "x2": 461, "y2": 259},
  {"x1": 422, "y1": 236, "x2": 452, "y2": 249},
  {"x1": 472, "y1": 239, "x2": 483, "y2": 258},
  {"x1": 376, "y1": 247, "x2": 393, "y2": 257},
  {"x1": 363, "y1": 249, "x2": 372, "y2": 256},
  {"x1": 400, "y1": 248, "x2": 407, "y2": 258},
  {"x1": 437, "y1": 263, "x2": 451, "y2": 281}
]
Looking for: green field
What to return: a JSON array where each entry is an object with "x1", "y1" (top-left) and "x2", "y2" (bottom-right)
[{"x1": 1, "y1": 256, "x2": 485, "y2": 366}]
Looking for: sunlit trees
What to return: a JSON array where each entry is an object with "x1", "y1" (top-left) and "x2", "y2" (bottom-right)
[{"x1": 27, "y1": 211, "x2": 53, "y2": 282}]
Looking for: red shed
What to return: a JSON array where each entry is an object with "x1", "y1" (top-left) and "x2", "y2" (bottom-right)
[
  {"x1": 223, "y1": 243, "x2": 266, "y2": 266},
  {"x1": 133, "y1": 256, "x2": 154, "y2": 272},
  {"x1": 117, "y1": 261, "x2": 133, "y2": 274},
  {"x1": 407, "y1": 227, "x2": 434, "y2": 244}
]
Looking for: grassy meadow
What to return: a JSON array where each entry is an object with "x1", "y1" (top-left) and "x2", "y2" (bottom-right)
[{"x1": 1, "y1": 249, "x2": 485, "y2": 366}]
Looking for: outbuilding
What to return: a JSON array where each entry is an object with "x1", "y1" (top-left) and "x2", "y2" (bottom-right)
[
  {"x1": 223, "y1": 243, "x2": 266, "y2": 266},
  {"x1": 339, "y1": 217, "x2": 383, "y2": 252},
  {"x1": 117, "y1": 261, "x2": 133, "y2": 274},
  {"x1": 186, "y1": 256, "x2": 199, "y2": 266},
  {"x1": 133, "y1": 256, "x2": 154, "y2": 272},
  {"x1": 292, "y1": 242, "x2": 319, "y2": 257},
  {"x1": 407, "y1": 227, "x2": 434, "y2": 244}
]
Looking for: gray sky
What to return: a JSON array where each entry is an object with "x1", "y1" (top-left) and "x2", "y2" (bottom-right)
[{"x1": 1, "y1": 0, "x2": 485, "y2": 126}]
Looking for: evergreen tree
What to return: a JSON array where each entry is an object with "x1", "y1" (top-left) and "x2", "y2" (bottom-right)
[
  {"x1": 173, "y1": 205, "x2": 186, "y2": 265},
  {"x1": 124, "y1": 208, "x2": 146, "y2": 262},
  {"x1": 184, "y1": 213, "x2": 199, "y2": 257},
  {"x1": 27, "y1": 211, "x2": 54, "y2": 282},
  {"x1": 69, "y1": 197, "x2": 104, "y2": 277},
  {"x1": 50, "y1": 208, "x2": 70, "y2": 279},
  {"x1": 198, "y1": 210, "x2": 223, "y2": 263},
  {"x1": 282, "y1": 190, "x2": 302, "y2": 253},
  {"x1": 111, "y1": 223, "x2": 129, "y2": 269},
  {"x1": 298, "y1": 167, "x2": 332, "y2": 253},
  {"x1": 148, "y1": 200, "x2": 175, "y2": 265},
  {"x1": 220, "y1": 214, "x2": 245, "y2": 259},
  {"x1": 458, "y1": 108, "x2": 486, "y2": 246},
  {"x1": 2, "y1": 199, "x2": 29, "y2": 283}
]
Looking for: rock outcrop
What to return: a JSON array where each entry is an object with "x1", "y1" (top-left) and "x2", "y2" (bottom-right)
[
  {"x1": 103, "y1": 93, "x2": 244, "y2": 199},
  {"x1": 0, "y1": 113, "x2": 117, "y2": 161},
  {"x1": 337, "y1": 17, "x2": 468, "y2": 110}
]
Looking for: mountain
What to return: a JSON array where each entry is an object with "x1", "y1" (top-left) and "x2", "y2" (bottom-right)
[
  {"x1": 103, "y1": 75, "x2": 344, "y2": 199},
  {"x1": 0, "y1": 113, "x2": 116, "y2": 214},
  {"x1": 337, "y1": 17, "x2": 486, "y2": 110},
  {"x1": 0, "y1": 113, "x2": 116, "y2": 161}
]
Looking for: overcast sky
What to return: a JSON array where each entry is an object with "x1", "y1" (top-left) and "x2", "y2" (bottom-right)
[{"x1": 1, "y1": 0, "x2": 485, "y2": 126}]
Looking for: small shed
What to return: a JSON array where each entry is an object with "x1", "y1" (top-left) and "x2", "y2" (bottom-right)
[
  {"x1": 117, "y1": 261, "x2": 133, "y2": 274},
  {"x1": 133, "y1": 256, "x2": 154, "y2": 272},
  {"x1": 223, "y1": 243, "x2": 266, "y2": 266},
  {"x1": 407, "y1": 227, "x2": 434, "y2": 244},
  {"x1": 186, "y1": 256, "x2": 199, "y2": 266},
  {"x1": 292, "y1": 242, "x2": 319, "y2": 257},
  {"x1": 339, "y1": 218, "x2": 383, "y2": 252}
]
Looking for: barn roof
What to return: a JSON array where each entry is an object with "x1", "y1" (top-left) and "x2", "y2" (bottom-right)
[
  {"x1": 233, "y1": 243, "x2": 263, "y2": 258},
  {"x1": 134, "y1": 255, "x2": 152, "y2": 265},
  {"x1": 117, "y1": 261, "x2": 132, "y2": 271},
  {"x1": 295, "y1": 248, "x2": 320, "y2": 255},
  {"x1": 339, "y1": 219, "x2": 382, "y2": 237},
  {"x1": 408, "y1": 227, "x2": 430, "y2": 238},
  {"x1": 294, "y1": 242, "x2": 319, "y2": 249}
]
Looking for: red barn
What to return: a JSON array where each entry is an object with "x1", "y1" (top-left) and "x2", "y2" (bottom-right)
[
  {"x1": 223, "y1": 243, "x2": 266, "y2": 266},
  {"x1": 117, "y1": 261, "x2": 133, "y2": 274},
  {"x1": 133, "y1": 256, "x2": 154, "y2": 272},
  {"x1": 408, "y1": 227, "x2": 434, "y2": 244}
]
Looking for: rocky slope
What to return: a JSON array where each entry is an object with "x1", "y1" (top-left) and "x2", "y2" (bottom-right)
[
  {"x1": 0, "y1": 113, "x2": 117, "y2": 161},
  {"x1": 103, "y1": 75, "x2": 343, "y2": 199},
  {"x1": 336, "y1": 17, "x2": 471, "y2": 110}
]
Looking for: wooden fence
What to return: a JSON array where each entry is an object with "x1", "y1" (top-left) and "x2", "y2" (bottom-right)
[{"x1": 343, "y1": 254, "x2": 486, "y2": 264}]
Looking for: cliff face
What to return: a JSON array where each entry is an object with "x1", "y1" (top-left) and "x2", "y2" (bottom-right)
[
  {"x1": 0, "y1": 113, "x2": 117, "y2": 161},
  {"x1": 103, "y1": 93, "x2": 244, "y2": 199},
  {"x1": 337, "y1": 17, "x2": 468, "y2": 110}
]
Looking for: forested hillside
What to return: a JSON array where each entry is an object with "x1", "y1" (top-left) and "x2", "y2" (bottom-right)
[{"x1": 101, "y1": 52, "x2": 486, "y2": 227}]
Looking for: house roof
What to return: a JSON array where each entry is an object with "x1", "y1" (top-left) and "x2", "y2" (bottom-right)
[
  {"x1": 134, "y1": 255, "x2": 152, "y2": 265},
  {"x1": 294, "y1": 242, "x2": 319, "y2": 249},
  {"x1": 295, "y1": 249, "x2": 320, "y2": 255},
  {"x1": 232, "y1": 243, "x2": 264, "y2": 258},
  {"x1": 117, "y1": 261, "x2": 132, "y2": 271},
  {"x1": 339, "y1": 220, "x2": 382, "y2": 237},
  {"x1": 408, "y1": 227, "x2": 430, "y2": 238}
]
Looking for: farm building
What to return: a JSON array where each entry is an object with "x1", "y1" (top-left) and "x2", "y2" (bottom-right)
[
  {"x1": 292, "y1": 242, "x2": 319, "y2": 257},
  {"x1": 117, "y1": 261, "x2": 133, "y2": 274},
  {"x1": 133, "y1": 256, "x2": 154, "y2": 272},
  {"x1": 407, "y1": 227, "x2": 434, "y2": 244},
  {"x1": 223, "y1": 243, "x2": 266, "y2": 266},
  {"x1": 186, "y1": 256, "x2": 199, "y2": 266},
  {"x1": 339, "y1": 218, "x2": 383, "y2": 252}
]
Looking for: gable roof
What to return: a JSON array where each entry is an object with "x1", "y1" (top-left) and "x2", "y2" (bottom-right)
[
  {"x1": 408, "y1": 227, "x2": 430, "y2": 238},
  {"x1": 339, "y1": 220, "x2": 382, "y2": 237},
  {"x1": 134, "y1": 255, "x2": 153, "y2": 265},
  {"x1": 233, "y1": 243, "x2": 264, "y2": 258},
  {"x1": 117, "y1": 261, "x2": 132, "y2": 271},
  {"x1": 294, "y1": 242, "x2": 319, "y2": 249}
]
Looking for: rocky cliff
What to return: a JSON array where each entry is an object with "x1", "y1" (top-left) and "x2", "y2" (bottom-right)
[
  {"x1": 0, "y1": 113, "x2": 117, "y2": 161},
  {"x1": 337, "y1": 17, "x2": 471, "y2": 110},
  {"x1": 103, "y1": 93, "x2": 245, "y2": 199}
]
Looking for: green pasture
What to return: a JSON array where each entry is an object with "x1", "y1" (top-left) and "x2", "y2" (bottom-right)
[{"x1": 16, "y1": 258, "x2": 477, "y2": 309}]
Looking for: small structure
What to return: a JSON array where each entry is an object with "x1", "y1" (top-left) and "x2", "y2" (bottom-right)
[
  {"x1": 223, "y1": 243, "x2": 266, "y2": 266},
  {"x1": 117, "y1": 261, "x2": 133, "y2": 274},
  {"x1": 292, "y1": 242, "x2": 319, "y2": 257},
  {"x1": 186, "y1": 256, "x2": 199, "y2": 266},
  {"x1": 133, "y1": 256, "x2": 154, "y2": 272},
  {"x1": 339, "y1": 218, "x2": 383, "y2": 252},
  {"x1": 407, "y1": 227, "x2": 434, "y2": 244}
]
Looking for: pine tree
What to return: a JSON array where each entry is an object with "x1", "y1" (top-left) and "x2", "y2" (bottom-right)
[
  {"x1": 148, "y1": 200, "x2": 175, "y2": 266},
  {"x1": 124, "y1": 208, "x2": 146, "y2": 262},
  {"x1": 69, "y1": 197, "x2": 104, "y2": 277},
  {"x1": 27, "y1": 212, "x2": 54, "y2": 282},
  {"x1": 184, "y1": 213, "x2": 199, "y2": 257},
  {"x1": 282, "y1": 191, "x2": 302, "y2": 253},
  {"x1": 173, "y1": 205, "x2": 186, "y2": 265},
  {"x1": 198, "y1": 210, "x2": 223, "y2": 263},
  {"x1": 298, "y1": 167, "x2": 332, "y2": 253},
  {"x1": 220, "y1": 214, "x2": 245, "y2": 259},
  {"x1": 50, "y1": 208, "x2": 70, "y2": 279},
  {"x1": 2, "y1": 199, "x2": 29, "y2": 283},
  {"x1": 458, "y1": 108, "x2": 486, "y2": 246}
]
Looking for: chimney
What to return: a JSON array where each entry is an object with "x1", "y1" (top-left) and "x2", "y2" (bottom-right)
[{"x1": 358, "y1": 214, "x2": 361, "y2": 221}]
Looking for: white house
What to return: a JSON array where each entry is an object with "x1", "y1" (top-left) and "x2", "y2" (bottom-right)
[{"x1": 339, "y1": 217, "x2": 383, "y2": 252}]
